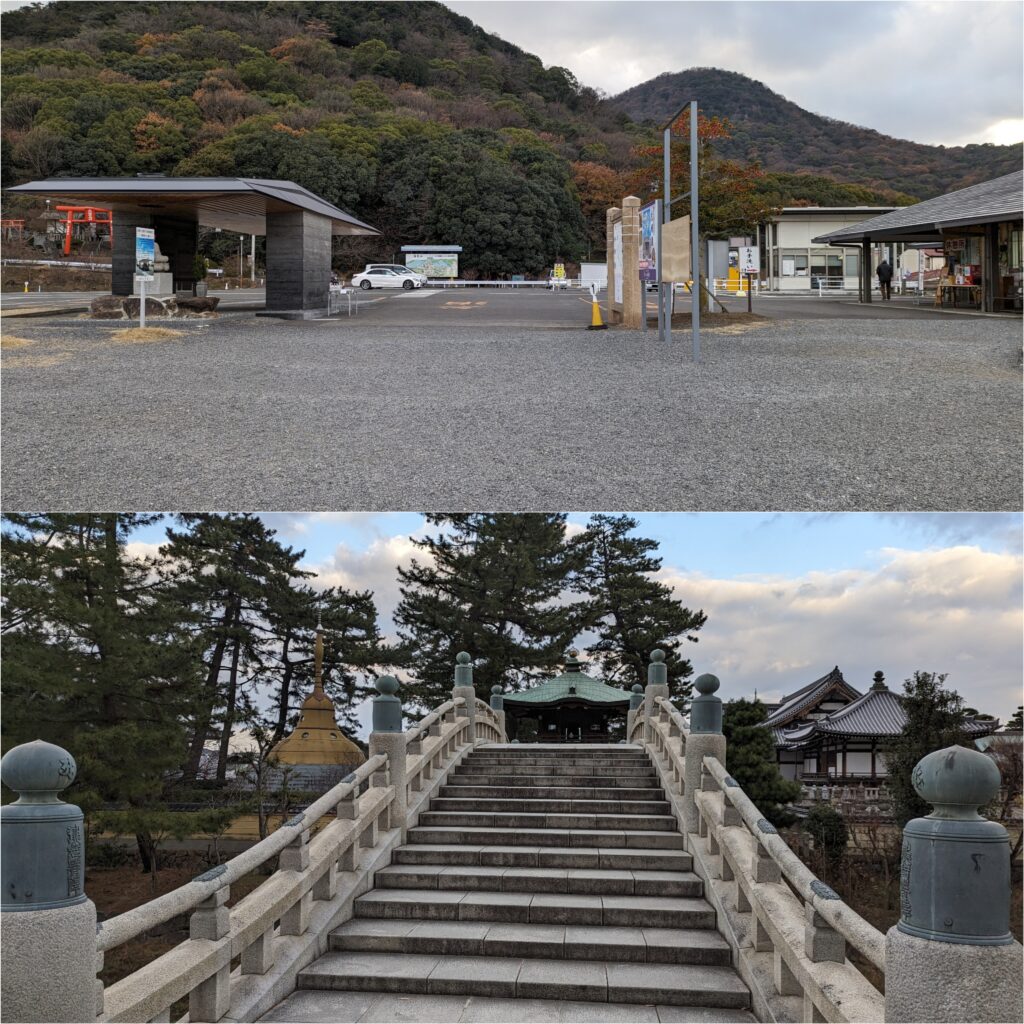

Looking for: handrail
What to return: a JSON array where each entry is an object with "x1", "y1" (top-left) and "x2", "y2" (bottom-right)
[
  {"x1": 97, "y1": 754, "x2": 386, "y2": 953},
  {"x1": 703, "y1": 753, "x2": 886, "y2": 973}
]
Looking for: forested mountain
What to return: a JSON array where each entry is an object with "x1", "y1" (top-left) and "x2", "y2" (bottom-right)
[
  {"x1": 1, "y1": 4, "x2": 1010, "y2": 273},
  {"x1": 613, "y1": 68, "x2": 1022, "y2": 201}
]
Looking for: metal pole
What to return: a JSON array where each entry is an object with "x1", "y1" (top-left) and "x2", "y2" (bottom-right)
[
  {"x1": 690, "y1": 100, "x2": 700, "y2": 362},
  {"x1": 656, "y1": 199, "x2": 663, "y2": 342},
  {"x1": 663, "y1": 125, "x2": 672, "y2": 344},
  {"x1": 251, "y1": 234, "x2": 256, "y2": 283}
]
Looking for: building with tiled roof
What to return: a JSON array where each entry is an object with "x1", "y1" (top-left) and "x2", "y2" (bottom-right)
[
  {"x1": 503, "y1": 651, "x2": 631, "y2": 742},
  {"x1": 773, "y1": 670, "x2": 999, "y2": 783}
]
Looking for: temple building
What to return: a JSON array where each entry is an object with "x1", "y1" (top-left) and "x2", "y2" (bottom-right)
[
  {"x1": 267, "y1": 616, "x2": 365, "y2": 789},
  {"x1": 769, "y1": 668, "x2": 998, "y2": 783},
  {"x1": 502, "y1": 652, "x2": 632, "y2": 743}
]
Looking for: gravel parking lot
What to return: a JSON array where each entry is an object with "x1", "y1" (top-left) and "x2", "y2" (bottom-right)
[{"x1": 1, "y1": 312, "x2": 1020, "y2": 510}]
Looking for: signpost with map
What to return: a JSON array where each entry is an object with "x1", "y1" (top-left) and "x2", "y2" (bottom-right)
[{"x1": 135, "y1": 227, "x2": 155, "y2": 327}]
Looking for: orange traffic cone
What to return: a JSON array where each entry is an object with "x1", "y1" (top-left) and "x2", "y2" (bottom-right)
[{"x1": 587, "y1": 297, "x2": 607, "y2": 330}]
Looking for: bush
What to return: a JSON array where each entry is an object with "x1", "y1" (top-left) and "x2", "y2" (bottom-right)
[{"x1": 804, "y1": 803, "x2": 848, "y2": 867}]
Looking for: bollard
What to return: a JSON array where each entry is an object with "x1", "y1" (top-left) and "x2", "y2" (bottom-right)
[
  {"x1": 644, "y1": 649, "x2": 669, "y2": 742},
  {"x1": 885, "y1": 744, "x2": 1023, "y2": 1022},
  {"x1": 682, "y1": 673, "x2": 726, "y2": 833},
  {"x1": 1, "y1": 740, "x2": 98, "y2": 1023},
  {"x1": 452, "y1": 651, "x2": 476, "y2": 743},
  {"x1": 368, "y1": 676, "x2": 408, "y2": 836}
]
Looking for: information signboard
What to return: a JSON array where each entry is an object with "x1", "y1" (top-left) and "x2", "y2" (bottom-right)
[
  {"x1": 405, "y1": 253, "x2": 458, "y2": 278},
  {"x1": 135, "y1": 227, "x2": 155, "y2": 282},
  {"x1": 639, "y1": 202, "x2": 658, "y2": 282},
  {"x1": 738, "y1": 245, "x2": 760, "y2": 275}
]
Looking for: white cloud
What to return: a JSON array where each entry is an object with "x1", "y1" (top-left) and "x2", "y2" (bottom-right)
[{"x1": 656, "y1": 545, "x2": 1023, "y2": 718}]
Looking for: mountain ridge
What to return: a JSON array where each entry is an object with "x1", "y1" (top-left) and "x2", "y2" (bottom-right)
[{"x1": 612, "y1": 68, "x2": 1021, "y2": 200}]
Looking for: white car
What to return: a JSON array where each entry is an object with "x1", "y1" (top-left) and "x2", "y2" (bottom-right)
[
  {"x1": 352, "y1": 267, "x2": 422, "y2": 290},
  {"x1": 364, "y1": 263, "x2": 428, "y2": 285}
]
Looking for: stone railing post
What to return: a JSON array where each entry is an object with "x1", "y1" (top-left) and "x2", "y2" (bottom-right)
[
  {"x1": 489, "y1": 685, "x2": 505, "y2": 741},
  {"x1": 682, "y1": 673, "x2": 726, "y2": 833},
  {"x1": 885, "y1": 745, "x2": 1023, "y2": 1023},
  {"x1": 621, "y1": 195, "x2": 642, "y2": 328},
  {"x1": 0, "y1": 740, "x2": 98, "y2": 1024},
  {"x1": 643, "y1": 649, "x2": 669, "y2": 742},
  {"x1": 452, "y1": 651, "x2": 476, "y2": 743},
  {"x1": 627, "y1": 683, "x2": 644, "y2": 740},
  {"x1": 368, "y1": 675, "x2": 407, "y2": 836}
]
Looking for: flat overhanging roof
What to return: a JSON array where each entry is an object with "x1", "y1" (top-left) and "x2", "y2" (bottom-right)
[
  {"x1": 811, "y1": 170, "x2": 1022, "y2": 246},
  {"x1": 6, "y1": 176, "x2": 380, "y2": 237}
]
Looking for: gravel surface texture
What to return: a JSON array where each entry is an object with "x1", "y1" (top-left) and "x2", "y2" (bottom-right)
[{"x1": 2, "y1": 315, "x2": 1020, "y2": 511}]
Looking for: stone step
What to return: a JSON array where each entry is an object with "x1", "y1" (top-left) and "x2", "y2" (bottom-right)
[
  {"x1": 393, "y1": 844, "x2": 693, "y2": 871},
  {"x1": 297, "y1": 951, "x2": 749, "y2": 1009},
  {"x1": 329, "y1": 918, "x2": 731, "y2": 966},
  {"x1": 374, "y1": 863, "x2": 703, "y2": 897},
  {"x1": 455, "y1": 766, "x2": 656, "y2": 777},
  {"x1": 261, "y1": 988, "x2": 757, "y2": 1022},
  {"x1": 430, "y1": 798, "x2": 672, "y2": 815},
  {"x1": 463, "y1": 757, "x2": 653, "y2": 765},
  {"x1": 448, "y1": 774, "x2": 659, "y2": 787},
  {"x1": 440, "y1": 785, "x2": 664, "y2": 800},
  {"x1": 354, "y1": 889, "x2": 715, "y2": 929},
  {"x1": 408, "y1": 826, "x2": 685, "y2": 850},
  {"x1": 418, "y1": 811, "x2": 676, "y2": 832}
]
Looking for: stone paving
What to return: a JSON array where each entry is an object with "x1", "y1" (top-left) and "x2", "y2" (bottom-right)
[{"x1": 261, "y1": 746, "x2": 752, "y2": 1023}]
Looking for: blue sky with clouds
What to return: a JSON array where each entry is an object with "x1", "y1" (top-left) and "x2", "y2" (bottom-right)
[{"x1": 130, "y1": 513, "x2": 1023, "y2": 734}]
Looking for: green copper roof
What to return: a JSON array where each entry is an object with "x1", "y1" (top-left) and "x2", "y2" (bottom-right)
[{"x1": 503, "y1": 657, "x2": 631, "y2": 707}]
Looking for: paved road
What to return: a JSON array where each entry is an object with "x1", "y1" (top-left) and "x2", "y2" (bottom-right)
[
  {"x1": 2, "y1": 303, "x2": 1019, "y2": 511},
  {"x1": 1, "y1": 288, "x2": 266, "y2": 316}
]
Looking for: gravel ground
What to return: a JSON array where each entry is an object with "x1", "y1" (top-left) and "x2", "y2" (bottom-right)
[{"x1": 1, "y1": 314, "x2": 1020, "y2": 511}]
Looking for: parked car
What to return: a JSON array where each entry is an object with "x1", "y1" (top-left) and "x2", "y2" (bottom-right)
[
  {"x1": 351, "y1": 267, "x2": 422, "y2": 290},
  {"x1": 364, "y1": 263, "x2": 428, "y2": 285}
]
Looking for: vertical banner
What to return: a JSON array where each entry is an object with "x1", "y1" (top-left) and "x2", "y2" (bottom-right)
[
  {"x1": 639, "y1": 202, "x2": 657, "y2": 283},
  {"x1": 613, "y1": 221, "x2": 623, "y2": 304},
  {"x1": 134, "y1": 227, "x2": 155, "y2": 281}
]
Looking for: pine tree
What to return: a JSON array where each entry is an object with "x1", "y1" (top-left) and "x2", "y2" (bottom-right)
[
  {"x1": 1, "y1": 513, "x2": 203, "y2": 870},
  {"x1": 160, "y1": 514, "x2": 311, "y2": 782},
  {"x1": 722, "y1": 697, "x2": 802, "y2": 826},
  {"x1": 395, "y1": 514, "x2": 592, "y2": 710},
  {"x1": 575, "y1": 513, "x2": 706, "y2": 699},
  {"x1": 1006, "y1": 706, "x2": 1023, "y2": 732},
  {"x1": 885, "y1": 671, "x2": 969, "y2": 828}
]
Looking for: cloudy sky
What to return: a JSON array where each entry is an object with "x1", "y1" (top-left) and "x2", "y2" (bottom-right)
[
  {"x1": 448, "y1": 0, "x2": 1024, "y2": 147},
  {"x1": 132, "y1": 513, "x2": 1023, "y2": 737}
]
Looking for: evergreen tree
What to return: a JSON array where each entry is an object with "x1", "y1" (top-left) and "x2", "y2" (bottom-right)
[
  {"x1": 160, "y1": 514, "x2": 310, "y2": 782},
  {"x1": 575, "y1": 513, "x2": 706, "y2": 699},
  {"x1": 395, "y1": 514, "x2": 591, "y2": 709},
  {"x1": 1006, "y1": 706, "x2": 1023, "y2": 732},
  {"x1": 885, "y1": 671, "x2": 969, "y2": 828},
  {"x1": 1, "y1": 513, "x2": 203, "y2": 870},
  {"x1": 804, "y1": 804, "x2": 848, "y2": 869},
  {"x1": 722, "y1": 697, "x2": 802, "y2": 826}
]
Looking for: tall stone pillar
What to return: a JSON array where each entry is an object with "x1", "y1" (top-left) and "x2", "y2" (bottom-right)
[
  {"x1": 1, "y1": 741, "x2": 98, "y2": 1023},
  {"x1": 627, "y1": 683, "x2": 644, "y2": 742},
  {"x1": 368, "y1": 676, "x2": 408, "y2": 835},
  {"x1": 643, "y1": 649, "x2": 669, "y2": 743},
  {"x1": 885, "y1": 745, "x2": 1022, "y2": 1023},
  {"x1": 111, "y1": 211, "x2": 153, "y2": 295},
  {"x1": 452, "y1": 652, "x2": 477, "y2": 743},
  {"x1": 263, "y1": 209, "x2": 331, "y2": 318},
  {"x1": 606, "y1": 205, "x2": 621, "y2": 324},
  {"x1": 682, "y1": 673, "x2": 726, "y2": 834},
  {"x1": 621, "y1": 195, "x2": 642, "y2": 328},
  {"x1": 489, "y1": 685, "x2": 506, "y2": 742}
]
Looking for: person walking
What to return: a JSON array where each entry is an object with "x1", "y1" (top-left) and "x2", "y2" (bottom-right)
[{"x1": 876, "y1": 257, "x2": 893, "y2": 300}]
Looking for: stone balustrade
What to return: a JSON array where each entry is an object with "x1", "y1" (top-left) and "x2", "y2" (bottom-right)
[
  {"x1": 1, "y1": 653, "x2": 507, "y2": 1024},
  {"x1": 631, "y1": 662, "x2": 1021, "y2": 1024}
]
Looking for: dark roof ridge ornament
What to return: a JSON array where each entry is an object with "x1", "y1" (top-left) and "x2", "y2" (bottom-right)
[{"x1": 871, "y1": 670, "x2": 887, "y2": 691}]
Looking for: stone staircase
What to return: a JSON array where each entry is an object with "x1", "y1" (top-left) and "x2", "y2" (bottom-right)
[{"x1": 261, "y1": 745, "x2": 753, "y2": 1023}]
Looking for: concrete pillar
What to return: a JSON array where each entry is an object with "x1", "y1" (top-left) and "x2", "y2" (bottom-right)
[
  {"x1": 0, "y1": 741, "x2": 98, "y2": 1024},
  {"x1": 682, "y1": 673, "x2": 726, "y2": 834},
  {"x1": 606, "y1": 206, "x2": 620, "y2": 324},
  {"x1": 885, "y1": 745, "x2": 1022, "y2": 1023},
  {"x1": 621, "y1": 195, "x2": 642, "y2": 329},
  {"x1": 368, "y1": 675, "x2": 408, "y2": 834},
  {"x1": 112, "y1": 211, "x2": 153, "y2": 295},
  {"x1": 861, "y1": 239, "x2": 873, "y2": 303},
  {"x1": 263, "y1": 209, "x2": 332, "y2": 318},
  {"x1": 452, "y1": 652, "x2": 476, "y2": 744},
  {"x1": 643, "y1": 650, "x2": 669, "y2": 743},
  {"x1": 152, "y1": 215, "x2": 198, "y2": 292}
]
